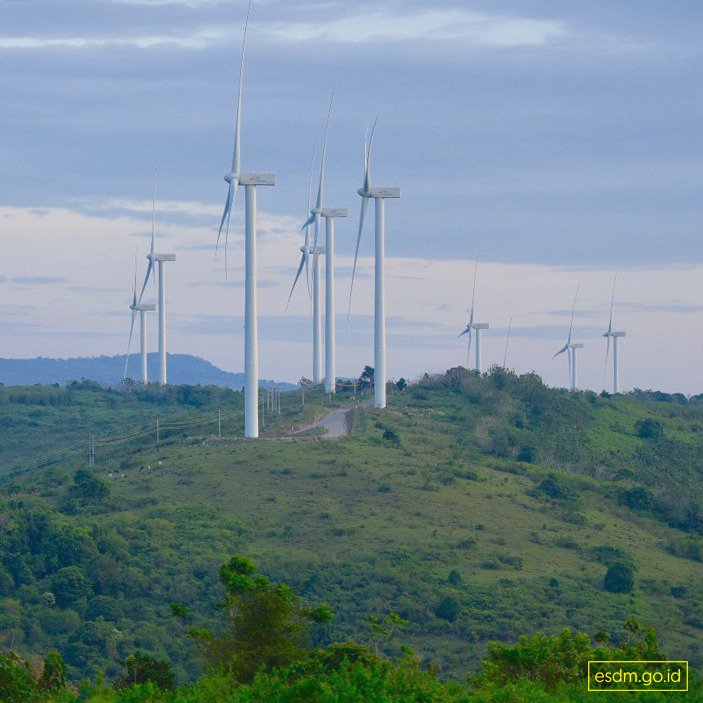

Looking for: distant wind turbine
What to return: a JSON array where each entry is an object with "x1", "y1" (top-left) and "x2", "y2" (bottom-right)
[
  {"x1": 503, "y1": 315, "x2": 513, "y2": 369},
  {"x1": 349, "y1": 121, "x2": 400, "y2": 410},
  {"x1": 216, "y1": 0, "x2": 275, "y2": 439},
  {"x1": 125, "y1": 252, "x2": 156, "y2": 384},
  {"x1": 603, "y1": 274, "x2": 626, "y2": 394},
  {"x1": 458, "y1": 258, "x2": 489, "y2": 372},
  {"x1": 135, "y1": 168, "x2": 174, "y2": 385},
  {"x1": 553, "y1": 284, "x2": 583, "y2": 391}
]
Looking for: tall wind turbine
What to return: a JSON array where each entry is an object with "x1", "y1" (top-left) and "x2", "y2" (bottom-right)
[
  {"x1": 136, "y1": 169, "x2": 174, "y2": 386},
  {"x1": 216, "y1": 0, "x2": 275, "y2": 439},
  {"x1": 349, "y1": 121, "x2": 400, "y2": 409},
  {"x1": 125, "y1": 254, "x2": 155, "y2": 384},
  {"x1": 458, "y1": 258, "x2": 489, "y2": 372},
  {"x1": 299, "y1": 93, "x2": 335, "y2": 385},
  {"x1": 553, "y1": 284, "x2": 583, "y2": 391},
  {"x1": 603, "y1": 275, "x2": 626, "y2": 394}
]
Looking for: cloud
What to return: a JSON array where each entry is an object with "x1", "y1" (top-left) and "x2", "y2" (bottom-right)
[
  {"x1": 7, "y1": 276, "x2": 67, "y2": 286},
  {"x1": 0, "y1": 28, "x2": 228, "y2": 51},
  {"x1": 264, "y1": 9, "x2": 567, "y2": 46}
]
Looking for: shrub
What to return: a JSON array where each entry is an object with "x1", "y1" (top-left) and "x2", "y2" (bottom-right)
[
  {"x1": 603, "y1": 562, "x2": 634, "y2": 593},
  {"x1": 635, "y1": 418, "x2": 664, "y2": 439},
  {"x1": 114, "y1": 652, "x2": 174, "y2": 690},
  {"x1": 435, "y1": 596, "x2": 460, "y2": 622}
]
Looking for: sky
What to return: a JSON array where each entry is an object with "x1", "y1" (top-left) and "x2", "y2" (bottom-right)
[{"x1": 1, "y1": 0, "x2": 702, "y2": 392}]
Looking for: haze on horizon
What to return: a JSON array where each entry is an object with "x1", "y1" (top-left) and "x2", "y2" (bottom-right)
[{"x1": 1, "y1": 0, "x2": 702, "y2": 393}]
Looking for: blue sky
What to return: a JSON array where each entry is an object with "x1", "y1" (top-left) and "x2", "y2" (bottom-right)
[{"x1": 1, "y1": 0, "x2": 702, "y2": 391}]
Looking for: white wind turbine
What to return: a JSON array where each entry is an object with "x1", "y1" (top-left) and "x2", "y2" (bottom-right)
[
  {"x1": 125, "y1": 253, "x2": 155, "y2": 384},
  {"x1": 603, "y1": 275, "x2": 626, "y2": 394},
  {"x1": 136, "y1": 170, "x2": 174, "y2": 386},
  {"x1": 349, "y1": 121, "x2": 400, "y2": 409},
  {"x1": 553, "y1": 284, "x2": 583, "y2": 391},
  {"x1": 297, "y1": 93, "x2": 335, "y2": 385},
  {"x1": 458, "y1": 258, "x2": 489, "y2": 372},
  {"x1": 216, "y1": 0, "x2": 275, "y2": 439}
]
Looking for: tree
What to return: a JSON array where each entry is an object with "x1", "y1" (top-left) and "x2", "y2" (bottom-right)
[
  {"x1": 115, "y1": 652, "x2": 175, "y2": 690},
  {"x1": 603, "y1": 562, "x2": 634, "y2": 593},
  {"x1": 395, "y1": 378, "x2": 407, "y2": 392},
  {"x1": 635, "y1": 418, "x2": 664, "y2": 439},
  {"x1": 435, "y1": 596, "x2": 459, "y2": 623},
  {"x1": 38, "y1": 650, "x2": 66, "y2": 693},
  {"x1": 368, "y1": 611, "x2": 409, "y2": 657},
  {"x1": 187, "y1": 555, "x2": 333, "y2": 683},
  {"x1": 51, "y1": 566, "x2": 92, "y2": 606}
]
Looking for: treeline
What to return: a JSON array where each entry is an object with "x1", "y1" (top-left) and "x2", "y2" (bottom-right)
[{"x1": 2, "y1": 557, "x2": 699, "y2": 702}]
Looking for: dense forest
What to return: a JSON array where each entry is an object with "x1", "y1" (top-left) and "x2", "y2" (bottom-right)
[{"x1": 1, "y1": 368, "x2": 702, "y2": 699}]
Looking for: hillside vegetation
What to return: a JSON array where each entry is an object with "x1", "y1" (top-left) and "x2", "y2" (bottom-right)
[{"x1": 1, "y1": 367, "x2": 702, "y2": 691}]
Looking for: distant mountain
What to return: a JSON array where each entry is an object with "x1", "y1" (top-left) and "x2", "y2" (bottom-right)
[{"x1": 0, "y1": 354, "x2": 295, "y2": 390}]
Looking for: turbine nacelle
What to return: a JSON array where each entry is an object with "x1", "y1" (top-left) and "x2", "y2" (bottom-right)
[
  {"x1": 153, "y1": 253, "x2": 176, "y2": 262},
  {"x1": 239, "y1": 173, "x2": 276, "y2": 187},
  {"x1": 569, "y1": 343, "x2": 584, "y2": 350},
  {"x1": 132, "y1": 303, "x2": 156, "y2": 312},
  {"x1": 604, "y1": 330, "x2": 626, "y2": 338},
  {"x1": 319, "y1": 207, "x2": 348, "y2": 219},
  {"x1": 303, "y1": 245, "x2": 326, "y2": 255},
  {"x1": 360, "y1": 187, "x2": 401, "y2": 199}
]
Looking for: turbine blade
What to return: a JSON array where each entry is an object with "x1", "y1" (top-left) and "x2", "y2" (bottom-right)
[
  {"x1": 469, "y1": 255, "x2": 478, "y2": 323},
  {"x1": 150, "y1": 164, "x2": 157, "y2": 287},
  {"x1": 316, "y1": 89, "x2": 335, "y2": 213},
  {"x1": 553, "y1": 344, "x2": 568, "y2": 359},
  {"x1": 567, "y1": 282, "x2": 580, "y2": 344},
  {"x1": 607, "y1": 272, "x2": 617, "y2": 334},
  {"x1": 347, "y1": 195, "x2": 369, "y2": 322},
  {"x1": 137, "y1": 260, "x2": 154, "y2": 304},
  {"x1": 231, "y1": 0, "x2": 251, "y2": 174},
  {"x1": 286, "y1": 253, "x2": 306, "y2": 312},
  {"x1": 466, "y1": 328, "x2": 473, "y2": 365},
  {"x1": 568, "y1": 347, "x2": 572, "y2": 384},
  {"x1": 364, "y1": 118, "x2": 378, "y2": 192},
  {"x1": 123, "y1": 308, "x2": 138, "y2": 379},
  {"x1": 301, "y1": 213, "x2": 315, "y2": 231},
  {"x1": 457, "y1": 329, "x2": 468, "y2": 338},
  {"x1": 605, "y1": 333, "x2": 611, "y2": 373}
]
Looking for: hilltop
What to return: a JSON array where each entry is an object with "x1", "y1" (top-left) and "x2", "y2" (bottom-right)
[
  {"x1": 0, "y1": 368, "x2": 702, "y2": 685},
  {"x1": 0, "y1": 354, "x2": 294, "y2": 390}
]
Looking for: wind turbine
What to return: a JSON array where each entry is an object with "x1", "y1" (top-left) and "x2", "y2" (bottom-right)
[
  {"x1": 136, "y1": 168, "x2": 174, "y2": 386},
  {"x1": 503, "y1": 315, "x2": 513, "y2": 369},
  {"x1": 603, "y1": 275, "x2": 626, "y2": 394},
  {"x1": 125, "y1": 254, "x2": 155, "y2": 384},
  {"x1": 216, "y1": 0, "x2": 275, "y2": 439},
  {"x1": 553, "y1": 284, "x2": 583, "y2": 391},
  {"x1": 299, "y1": 93, "x2": 335, "y2": 385},
  {"x1": 349, "y1": 121, "x2": 400, "y2": 410},
  {"x1": 458, "y1": 258, "x2": 489, "y2": 372}
]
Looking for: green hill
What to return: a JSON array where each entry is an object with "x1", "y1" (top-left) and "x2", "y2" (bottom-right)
[{"x1": 1, "y1": 368, "x2": 702, "y2": 685}]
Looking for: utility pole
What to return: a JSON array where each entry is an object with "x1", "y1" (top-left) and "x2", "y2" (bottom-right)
[
  {"x1": 88, "y1": 436, "x2": 95, "y2": 468},
  {"x1": 218, "y1": 410, "x2": 222, "y2": 439},
  {"x1": 156, "y1": 419, "x2": 160, "y2": 445}
]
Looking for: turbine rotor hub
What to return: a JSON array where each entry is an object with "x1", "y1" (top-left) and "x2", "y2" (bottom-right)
[{"x1": 224, "y1": 171, "x2": 238, "y2": 184}]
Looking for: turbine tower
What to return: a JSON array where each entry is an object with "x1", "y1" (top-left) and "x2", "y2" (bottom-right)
[
  {"x1": 604, "y1": 275, "x2": 626, "y2": 394},
  {"x1": 135, "y1": 169, "x2": 174, "y2": 386},
  {"x1": 458, "y1": 259, "x2": 490, "y2": 372},
  {"x1": 349, "y1": 122, "x2": 400, "y2": 409},
  {"x1": 216, "y1": 0, "x2": 275, "y2": 439},
  {"x1": 554, "y1": 284, "x2": 583, "y2": 391},
  {"x1": 124, "y1": 254, "x2": 155, "y2": 384},
  {"x1": 321, "y1": 207, "x2": 347, "y2": 394}
]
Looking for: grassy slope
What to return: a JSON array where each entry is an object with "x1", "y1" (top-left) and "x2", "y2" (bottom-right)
[{"x1": 1, "y1": 372, "x2": 702, "y2": 681}]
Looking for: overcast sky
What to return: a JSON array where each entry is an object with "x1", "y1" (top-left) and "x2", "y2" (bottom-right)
[{"x1": 1, "y1": 0, "x2": 702, "y2": 392}]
